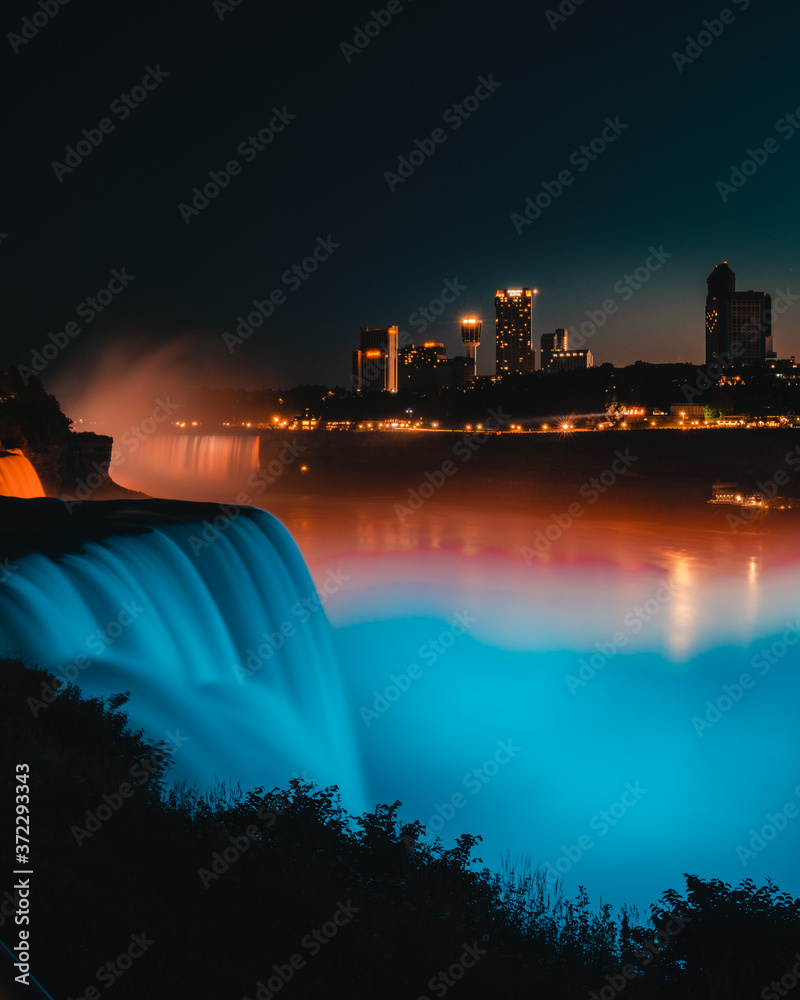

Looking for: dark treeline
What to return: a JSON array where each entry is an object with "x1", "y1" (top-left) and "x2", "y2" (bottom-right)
[
  {"x1": 2, "y1": 365, "x2": 798, "y2": 444},
  {"x1": 3, "y1": 658, "x2": 799, "y2": 1000},
  {"x1": 179, "y1": 363, "x2": 800, "y2": 428},
  {"x1": 0, "y1": 369, "x2": 72, "y2": 452}
]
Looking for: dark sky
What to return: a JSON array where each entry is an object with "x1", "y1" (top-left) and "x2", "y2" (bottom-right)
[{"x1": 4, "y1": 0, "x2": 800, "y2": 393}]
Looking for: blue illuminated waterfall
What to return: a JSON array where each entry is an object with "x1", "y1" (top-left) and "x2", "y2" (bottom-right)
[
  {"x1": 0, "y1": 498, "x2": 366, "y2": 811},
  {"x1": 4, "y1": 496, "x2": 800, "y2": 909}
]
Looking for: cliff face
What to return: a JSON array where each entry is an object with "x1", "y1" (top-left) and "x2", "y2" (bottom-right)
[{"x1": 28, "y1": 432, "x2": 112, "y2": 497}]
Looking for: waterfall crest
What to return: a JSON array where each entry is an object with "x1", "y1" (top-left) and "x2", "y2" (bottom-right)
[
  {"x1": 0, "y1": 450, "x2": 45, "y2": 498},
  {"x1": 0, "y1": 498, "x2": 365, "y2": 810}
]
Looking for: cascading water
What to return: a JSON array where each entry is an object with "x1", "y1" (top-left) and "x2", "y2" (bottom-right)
[
  {"x1": 0, "y1": 498, "x2": 367, "y2": 812},
  {"x1": 111, "y1": 434, "x2": 260, "y2": 498},
  {"x1": 0, "y1": 450, "x2": 45, "y2": 498},
  {"x1": 4, "y1": 490, "x2": 800, "y2": 910}
]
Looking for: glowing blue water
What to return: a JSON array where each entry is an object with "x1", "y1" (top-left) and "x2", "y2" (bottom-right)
[
  {"x1": 334, "y1": 616, "x2": 800, "y2": 909},
  {"x1": 2, "y1": 497, "x2": 799, "y2": 912},
  {"x1": 0, "y1": 500, "x2": 367, "y2": 813}
]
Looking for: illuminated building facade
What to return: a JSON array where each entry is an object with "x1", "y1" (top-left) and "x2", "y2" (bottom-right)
[
  {"x1": 399, "y1": 342, "x2": 448, "y2": 389},
  {"x1": 540, "y1": 328, "x2": 567, "y2": 372},
  {"x1": 495, "y1": 288, "x2": 534, "y2": 376},
  {"x1": 540, "y1": 328, "x2": 591, "y2": 372},
  {"x1": 399, "y1": 343, "x2": 472, "y2": 389},
  {"x1": 549, "y1": 348, "x2": 593, "y2": 372},
  {"x1": 352, "y1": 326, "x2": 398, "y2": 392},
  {"x1": 460, "y1": 318, "x2": 482, "y2": 379},
  {"x1": 705, "y1": 262, "x2": 773, "y2": 366},
  {"x1": 730, "y1": 291, "x2": 773, "y2": 365}
]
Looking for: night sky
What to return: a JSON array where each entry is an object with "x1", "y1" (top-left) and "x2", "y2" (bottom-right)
[{"x1": 4, "y1": 0, "x2": 800, "y2": 392}]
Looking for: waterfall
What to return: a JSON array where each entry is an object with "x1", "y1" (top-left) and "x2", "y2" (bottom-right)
[
  {"x1": 0, "y1": 450, "x2": 45, "y2": 498},
  {"x1": 111, "y1": 434, "x2": 260, "y2": 498},
  {"x1": 0, "y1": 498, "x2": 366, "y2": 811}
]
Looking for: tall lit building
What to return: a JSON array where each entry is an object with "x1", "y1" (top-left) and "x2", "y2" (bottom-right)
[
  {"x1": 495, "y1": 288, "x2": 534, "y2": 376},
  {"x1": 705, "y1": 262, "x2": 773, "y2": 366},
  {"x1": 352, "y1": 326, "x2": 398, "y2": 392},
  {"x1": 460, "y1": 318, "x2": 482, "y2": 379}
]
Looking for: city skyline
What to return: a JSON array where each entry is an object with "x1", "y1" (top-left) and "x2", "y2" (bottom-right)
[
  {"x1": 344, "y1": 260, "x2": 785, "y2": 394},
  {"x1": 4, "y1": 0, "x2": 800, "y2": 396}
]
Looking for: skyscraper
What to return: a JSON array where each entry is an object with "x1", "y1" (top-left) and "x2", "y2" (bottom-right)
[
  {"x1": 495, "y1": 288, "x2": 534, "y2": 376},
  {"x1": 705, "y1": 262, "x2": 773, "y2": 366},
  {"x1": 352, "y1": 326, "x2": 398, "y2": 392}
]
